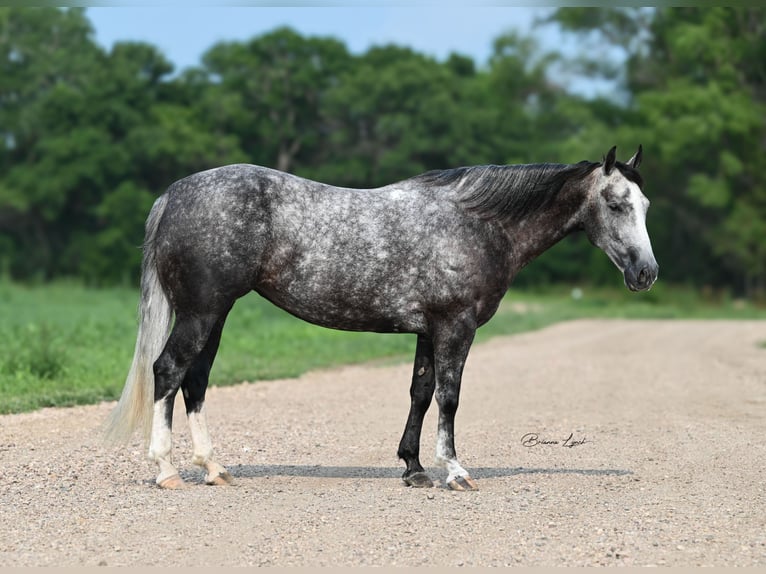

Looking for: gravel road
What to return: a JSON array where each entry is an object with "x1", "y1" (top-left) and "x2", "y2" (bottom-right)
[{"x1": 1, "y1": 319, "x2": 765, "y2": 566}]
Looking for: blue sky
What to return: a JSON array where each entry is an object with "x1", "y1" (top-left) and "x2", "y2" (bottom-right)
[{"x1": 87, "y1": 6, "x2": 554, "y2": 69}]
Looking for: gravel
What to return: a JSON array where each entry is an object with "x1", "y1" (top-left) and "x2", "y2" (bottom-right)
[{"x1": 1, "y1": 319, "x2": 765, "y2": 566}]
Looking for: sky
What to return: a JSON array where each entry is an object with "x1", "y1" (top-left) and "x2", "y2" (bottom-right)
[
  {"x1": 87, "y1": 6, "x2": 554, "y2": 69},
  {"x1": 85, "y1": 6, "x2": 611, "y2": 97}
]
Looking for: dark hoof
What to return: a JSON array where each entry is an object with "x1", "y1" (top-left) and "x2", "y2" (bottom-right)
[
  {"x1": 447, "y1": 476, "x2": 478, "y2": 491},
  {"x1": 403, "y1": 471, "x2": 434, "y2": 488}
]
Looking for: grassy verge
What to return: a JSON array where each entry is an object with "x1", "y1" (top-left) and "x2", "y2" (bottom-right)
[{"x1": 1, "y1": 280, "x2": 764, "y2": 414}]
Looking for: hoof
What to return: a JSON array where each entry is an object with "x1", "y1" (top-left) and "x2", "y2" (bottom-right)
[
  {"x1": 403, "y1": 471, "x2": 434, "y2": 488},
  {"x1": 447, "y1": 476, "x2": 478, "y2": 491},
  {"x1": 206, "y1": 471, "x2": 234, "y2": 486},
  {"x1": 158, "y1": 474, "x2": 186, "y2": 490}
]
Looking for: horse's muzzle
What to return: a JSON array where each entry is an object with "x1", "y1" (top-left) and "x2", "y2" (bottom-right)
[{"x1": 624, "y1": 261, "x2": 659, "y2": 292}]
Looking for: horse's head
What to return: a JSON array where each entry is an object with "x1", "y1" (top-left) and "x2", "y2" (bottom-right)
[{"x1": 583, "y1": 145, "x2": 658, "y2": 292}]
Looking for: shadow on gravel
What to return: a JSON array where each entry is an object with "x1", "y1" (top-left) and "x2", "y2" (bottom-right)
[{"x1": 225, "y1": 464, "x2": 632, "y2": 480}]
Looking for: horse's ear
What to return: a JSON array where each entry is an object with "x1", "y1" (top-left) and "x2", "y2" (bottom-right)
[
  {"x1": 603, "y1": 146, "x2": 617, "y2": 175},
  {"x1": 626, "y1": 144, "x2": 643, "y2": 169}
]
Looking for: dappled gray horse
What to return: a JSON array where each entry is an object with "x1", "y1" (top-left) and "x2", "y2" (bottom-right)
[{"x1": 105, "y1": 145, "x2": 657, "y2": 490}]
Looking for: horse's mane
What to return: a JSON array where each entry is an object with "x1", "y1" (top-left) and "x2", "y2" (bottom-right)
[
  {"x1": 413, "y1": 160, "x2": 642, "y2": 223},
  {"x1": 413, "y1": 161, "x2": 596, "y2": 222}
]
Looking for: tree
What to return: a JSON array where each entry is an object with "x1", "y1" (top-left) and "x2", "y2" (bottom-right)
[
  {"x1": 199, "y1": 27, "x2": 352, "y2": 174},
  {"x1": 633, "y1": 8, "x2": 766, "y2": 296},
  {"x1": 548, "y1": 7, "x2": 766, "y2": 295},
  {"x1": 0, "y1": 7, "x2": 103, "y2": 279},
  {"x1": 315, "y1": 45, "x2": 476, "y2": 187},
  {"x1": 0, "y1": 8, "x2": 246, "y2": 284}
]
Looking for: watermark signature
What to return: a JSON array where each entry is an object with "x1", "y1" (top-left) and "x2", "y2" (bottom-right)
[{"x1": 521, "y1": 432, "x2": 588, "y2": 448}]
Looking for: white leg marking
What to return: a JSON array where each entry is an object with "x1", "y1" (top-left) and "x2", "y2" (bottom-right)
[
  {"x1": 188, "y1": 405, "x2": 232, "y2": 485},
  {"x1": 148, "y1": 400, "x2": 180, "y2": 486},
  {"x1": 188, "y1": 405, "x2": 213, "y2": 467},
  {"x1": 435, "y1": 428, "x2": 469, "y2": 484}
]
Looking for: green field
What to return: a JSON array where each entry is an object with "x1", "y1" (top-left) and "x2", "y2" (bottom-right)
[{"x1": 0, "y1": 280, "x2": 763, "y2": 415}]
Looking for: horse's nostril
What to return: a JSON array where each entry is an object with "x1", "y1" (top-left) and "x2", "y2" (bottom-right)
[{"x1": 638, "y1": 267, "x2": 648, "y2": 285}]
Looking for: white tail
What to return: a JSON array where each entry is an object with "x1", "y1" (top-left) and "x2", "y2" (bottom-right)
[{"x1": 104, "y1": 194, "x2": 173, "y2": 444}]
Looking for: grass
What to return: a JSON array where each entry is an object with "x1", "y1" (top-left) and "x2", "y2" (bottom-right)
[{"x1": 1, "y1": 279, "x2": 764, "y2": 415}]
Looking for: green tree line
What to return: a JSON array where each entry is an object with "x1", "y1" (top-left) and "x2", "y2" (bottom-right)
[{"x1": 0, "y1": 7, "x2": 763, "y2": 296}]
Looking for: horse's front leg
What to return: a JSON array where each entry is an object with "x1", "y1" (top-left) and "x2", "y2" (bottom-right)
[
  {"x1": 432, "y1": 313, "x2": 478, "y2": 491},
  {"x1": 397, "y1": 334, "x2": 436, "y2": 488}
]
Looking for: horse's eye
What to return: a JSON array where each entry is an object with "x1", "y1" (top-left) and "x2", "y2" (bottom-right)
[{"x1": 607, "y1": 202, "x2": 623, "y2": 213}]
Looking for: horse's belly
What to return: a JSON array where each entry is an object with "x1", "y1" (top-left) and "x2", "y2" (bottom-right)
[{"x1": 254, "y1": 277, "x2": 427, "y2": 334}]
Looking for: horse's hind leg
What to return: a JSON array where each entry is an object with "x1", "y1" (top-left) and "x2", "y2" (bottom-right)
[
  {"x1": 181, "y1": 312, "x2": 233, "y2": 486},
  {"x1": 397, "y1": 335, "x2": 436, "y2": 488},
  {"x1": 149, "y1": 311, "x2": 222, "y2": 489}
]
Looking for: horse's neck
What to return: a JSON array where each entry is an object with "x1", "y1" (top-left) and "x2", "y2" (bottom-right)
[{"x1": 504, "y1": 180, "x2": 588, "y2": 273}]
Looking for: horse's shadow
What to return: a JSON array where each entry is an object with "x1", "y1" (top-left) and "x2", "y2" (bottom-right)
[{"x1": 221, "y1": 464, "x2": 632, "y2": 481}]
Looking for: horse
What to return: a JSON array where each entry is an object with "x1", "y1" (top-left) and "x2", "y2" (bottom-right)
[{"x1": 105, "y1": 145, "x2": 658, "y2": 491}]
